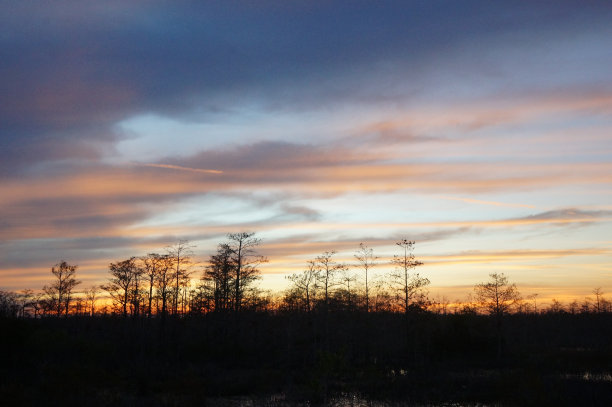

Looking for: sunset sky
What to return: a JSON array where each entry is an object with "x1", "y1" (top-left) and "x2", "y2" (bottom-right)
[{"x1": 1, "y1": 1, "x2": 611, "y2": 304}]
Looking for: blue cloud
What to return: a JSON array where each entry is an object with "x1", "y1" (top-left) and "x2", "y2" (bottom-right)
[{"x1": 1, "y1": 1, "x2": 611, "y2": 176}]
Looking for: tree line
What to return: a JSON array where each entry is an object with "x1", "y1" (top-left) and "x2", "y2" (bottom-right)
[
  {"x1": 2, "y1": 233, "x2": 611, "y2": 405},
  {"x1": 0, "y1": 233, "x2": 609, "y2": 319}
]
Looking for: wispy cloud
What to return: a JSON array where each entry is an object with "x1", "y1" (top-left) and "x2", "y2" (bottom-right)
[
  {"x1": 113, "y1": 208, "x2": 612, "y2": 245},
  {"x1": 423, "y1": 248, "x2": 611, "y2": 266},
  {"x1": 139, "y1": 163, "x2": 223, "y2": 174},
  {"x1": 440, "y1": 196, "x2": 536, "y2": 208}
]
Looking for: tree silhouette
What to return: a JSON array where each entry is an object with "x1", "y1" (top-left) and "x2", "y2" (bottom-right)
[
  {"x1": 226, "y1": 232, "x2": 266, "y2": 312},
  {"x1": 153, "y1": 254, "x2": 174, "y2": 318},
  {"x1": 43, "y1": 261, "x2": 80, "y2": 317},
  {"x1": 337, "y1": 268, "x2": 358, "y2": 310},
  {"x1": 84, "y1": 286, "x2": 99, "y2": 316},
  {"x1": 286, "y1": 260, "x2": 318, "y2": 313},
  {"x1": 592, "y1": 287, "x2": 604, "y2": 313},
  {"x1": 474, "y1": 273, "x2": 520, "y2": 317},
  {"x1": 389, "y1": 240, "x2": 428, "y2": 314},
  {"x1": 355, "y1": 243, "x2": 378, "y2": 313},
  {"x1": 103, "y1": 257, "x2": 141, "y2": 317},
  {"x1": 474, "y1": 272, "x2": 520, "y2": 358},
  {"x1": 167, "y1": 240, "x2": 194, "y2": 315},
  {"x1": 201, "y1": 243, "x2": 235, "y2": 312},
  {"x1": 315, "y1": 250, "x2": 345, "y2": 310},
  {"x1": 142, "y1": 253, "x2": 159, "y2": 317}
]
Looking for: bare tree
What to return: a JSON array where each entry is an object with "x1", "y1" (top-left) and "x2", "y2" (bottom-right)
[
  {"x1": 167, "y1": 240, "x2": 194, "y2": 315},
  {"x1": 141, "y1": 253, "x2": 165, "y2": 317},
  {"x1": 43, "y1": 261, "x2": 81, "y2": 317},
  {"x1": 315, "y1": 251, "x2": 345, "y2": 310},
  {"x1": 592, "y1": 287, "x2": 604, "y2": 313},
  {"x1": 226, "y1": 232, "x2": 266, "y2": 312},
  {"x1": 336, "y1": 268, "x2": 358, "y2": 310},
  {"x1": 155, "y1": 254, "x2": 174, "y2": 317},
  {"x1": 30, "y1": 292, "x2": 43, "y2": 318},
  {"x1": 85, "y1": 286, "x2": 99, "y2": 316},
  {"x1": 74, "y1": 297, "x2": 85, "y2": 315},
  {"x1": 474, "y1": 273, "x2": 520, "y2": 358},
  {"x1": 355, "y1": 243, "x2": 378, "y2": 313},
  {"x1": 474, "y1": 273, "x2": 521, "y2": 317},
  {"x1": 286, "y1": 260, "x2": 318, "y2": 313},
  {"x1": 389, "y1": 240, "x2": 428, "y2": 314},
  {"x1": 103, "y1": 257, "x2": 141, "y2": 317},
  {"x1": 201, "y1": 243, "x2": 235, "y2": 313},
  {"x1": 130, "y1": 263, "x2": 145, "y2": 316}
]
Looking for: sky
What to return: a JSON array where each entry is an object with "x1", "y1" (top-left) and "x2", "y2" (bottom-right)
[{"x1": 1, "y1": 1, "x2": 611, "y2": 305}]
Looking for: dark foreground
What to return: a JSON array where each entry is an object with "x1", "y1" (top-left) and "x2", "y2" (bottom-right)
[{"x1": 1, "y1": 311, "x2": 611, "y2": 406}]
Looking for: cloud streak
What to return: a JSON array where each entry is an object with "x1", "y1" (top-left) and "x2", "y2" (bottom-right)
[
  {"x1": 423, "y1": 248, "x2": 611, "y2": 266},
  {"x1": 138, "y1": 163, "x2": 223, "y2": 174},
  {"x1": 439, "y1": 196, "x2": 536, "y2": 208}
]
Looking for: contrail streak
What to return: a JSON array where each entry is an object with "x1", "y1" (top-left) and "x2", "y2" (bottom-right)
[{"x1": 140, "y1": 163, "x2": 223, "y2": 174}]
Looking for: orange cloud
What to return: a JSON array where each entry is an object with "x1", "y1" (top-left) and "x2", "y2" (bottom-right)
[
  {"x1": 354, "y1": 90, "x2": 612, "y2": 137},
  {"x1": 422, "y1": 248, "x2": 611, "y2": 266},
  {"x1": 1, "y1": 159, "x2": 611, "y2": 208}
]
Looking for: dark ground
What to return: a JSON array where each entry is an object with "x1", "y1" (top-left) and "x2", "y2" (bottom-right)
[{"x1": 1, "y1": 311, "x2": 611, "y2": 406}]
